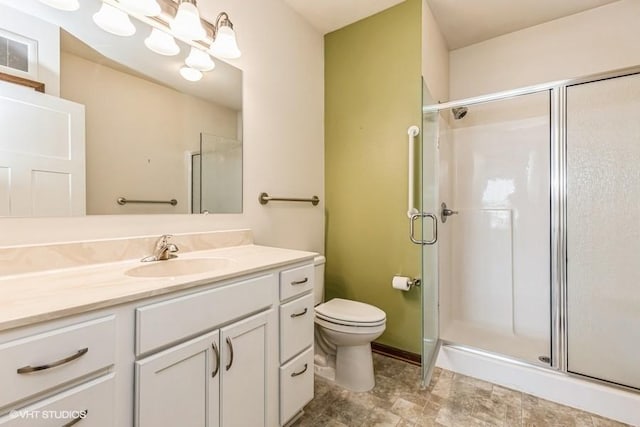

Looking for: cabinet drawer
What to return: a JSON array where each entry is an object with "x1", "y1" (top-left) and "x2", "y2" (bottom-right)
[
  {"x1": 279, "y1": 264, "x2": 314, "y2": 301},
  {"x1": 280, "y1": 293, "x2": 314, "y2": 363},
  {"x1": 280, "y1": 347, "x2": 314, "y2": 426},
  {"x1": 136, "y1": 274, "x2": 275, "y2": 355},
  {"x1": 0, "y1": 316, "x2": 115, "y2": 409},
  {"x1": 0, "y1": 374, "x2": 115, "y2": 426}
]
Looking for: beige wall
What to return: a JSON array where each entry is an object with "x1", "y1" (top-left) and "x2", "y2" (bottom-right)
[
  {"x1": 450, "y1": 0, "x2": 640, "y2": 99},
  {"x1": 61, "y1": 52, "x2": 238, "y2": 215},
  {"x1": 422, "y1": 0, "x2": 449, "y2": 103},
  {"x1": 0, "y1": 0, "x2": 324, "y2": 253}
]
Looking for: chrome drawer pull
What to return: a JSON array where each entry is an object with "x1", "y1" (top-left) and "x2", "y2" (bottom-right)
[
  {"x1": 291, "y1": 277, "x2": 308, "y2": 285},
  {"x1": 290, "y1": 308, "x2": 308, "y2": 318},
  {"x1": 291, "y1": 363, "x2": 308, "y2": 377},
  {"x1": 17, "y1": 348, "x2": 88, "y2": 374},
  {"x1": 225, "y1": 337, "x2": 234, "y2": 371},
  {"x1": 211, "y1": 342, "x2": 220, "y2": 378},
  {"x1": 61, "y1": 409, "x2": 88, "y2": 427}
]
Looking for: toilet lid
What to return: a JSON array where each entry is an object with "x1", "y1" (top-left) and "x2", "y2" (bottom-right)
[{"x1": 315, "y1": 298, "x2": 386, "y2": 324}]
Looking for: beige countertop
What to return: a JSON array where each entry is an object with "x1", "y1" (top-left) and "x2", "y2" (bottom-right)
[{"x1": 0, "y1": 244, "x2": 316, "y2": 332}]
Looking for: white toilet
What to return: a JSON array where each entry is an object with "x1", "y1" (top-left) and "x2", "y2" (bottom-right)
[{"x1": 313, "y1": 256, "x2": 386, "y2": 392}]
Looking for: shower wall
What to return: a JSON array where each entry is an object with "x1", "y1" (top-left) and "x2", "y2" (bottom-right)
[{"x1": 438, "y1": 92, "x2": 551, "y2": 364}]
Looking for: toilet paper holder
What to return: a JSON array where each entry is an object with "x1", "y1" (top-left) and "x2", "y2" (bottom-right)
[{"x1": 408, "y1": 278, "x2": 421, "y2": 288}]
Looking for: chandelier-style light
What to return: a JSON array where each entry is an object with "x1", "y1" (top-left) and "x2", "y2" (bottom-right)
[
  {"x1": 170, "y1": 0, "x2": 206, "y2": 41},
  {"x1": 209, "y1": 13, "x2": 241, "y2": 59},
  {"x1": 185, "y1": 47, "x2": 215, "y2": 72},
  {"x1": 93, "y1": 3, "x2": 136, "y2": 37},
  {"x1": 39, "y1": 0, "x2": 242, "y2": 83}
]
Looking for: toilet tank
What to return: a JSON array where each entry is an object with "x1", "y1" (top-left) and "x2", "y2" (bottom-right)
[{"x1": 313, "y1": 255, "x2": 325, "y2": 306}]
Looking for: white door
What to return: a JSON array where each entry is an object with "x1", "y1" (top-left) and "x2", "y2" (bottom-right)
[
  {"x1": 135, "y1": 330, "x2": 220, "y2": 427},
  {"x1": 0, "y1": 81, "x2": 85, "y2": 217},
  {"x1": 220, "y1": 312, "x2": 268, "y2": 427}
]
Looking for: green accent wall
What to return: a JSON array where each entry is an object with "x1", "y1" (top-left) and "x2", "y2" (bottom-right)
[{"x1": 324, "y1": 0, "x2": 423, "y2": 354}]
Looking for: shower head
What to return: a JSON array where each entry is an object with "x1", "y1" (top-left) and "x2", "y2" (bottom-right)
[{"x1": 452, "y1": 106, "x2": 468, "y2": 120}]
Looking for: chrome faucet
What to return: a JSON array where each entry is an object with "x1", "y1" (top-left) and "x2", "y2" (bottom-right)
[{"x1": 141, "y1": 234, "x2": 179, "y2": 262}]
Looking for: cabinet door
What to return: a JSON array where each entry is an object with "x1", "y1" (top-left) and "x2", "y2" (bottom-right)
[
  {"x1": 220, "y1": 312, "x2": 269, "y2": 427},
  {"x1": 136, "y1": 330, "x2": 220, "y2": 427}
]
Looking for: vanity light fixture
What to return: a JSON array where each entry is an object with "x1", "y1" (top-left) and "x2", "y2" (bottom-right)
[
  {"x1": 185, "y1": 47, "x2": 215, "y2": 71},
  {"x1": 118, "y1": 0, "x2": 161, "y2": 17},
  {"x1": 38, "y1": 0, "x2": 242, "y2": 82},
  {"x1": 179, "y1": 66, "x2": 203, "y2": 82},
  {"x1": 144, "y1": 28, "x2": 180, "y2": 56},
  {"x1": 93, "y1": 3, "x2": 136, "y2": 37},
  {"x1": 38, "y1": 0, "x2": 80, "y2": 11},
  {"x1": 170, "y1": 0, "x2": 207, "y2": 41},
  {"x1": 209, "y1": 13, "x2": 241, "y2": 59}
]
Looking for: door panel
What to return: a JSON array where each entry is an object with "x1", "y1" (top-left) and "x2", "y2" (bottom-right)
[{"x1": 566, "y1": 72, "x2": 640, "y2": 390}]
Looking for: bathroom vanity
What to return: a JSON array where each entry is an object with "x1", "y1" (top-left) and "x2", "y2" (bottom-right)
[{"x1": 0, "y1": 231, "x2": 315, "y2": 426}]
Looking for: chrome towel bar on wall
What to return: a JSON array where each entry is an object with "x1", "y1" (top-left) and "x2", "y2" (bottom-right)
[
  {"x1": 117, "y1": 197, "x2": 178, "y2": 206},
  {"x1": 258, "y1": 192, "x2": 320, "y2": 206}
]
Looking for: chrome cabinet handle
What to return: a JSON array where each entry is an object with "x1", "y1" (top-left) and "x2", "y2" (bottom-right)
[
  {"x1": 61, "y1": 409, "x2": 87, "y2": 427},
  {"x1": 409, "y1": 212, "x2": 438, "y2": 245},
  {"x1": 17, "y1": 348, "x2": 88, "y2": 374},
  {"x1": 211, "y1": 342, "x2": 220, "y2": 378},
  {"x1": 225, "y1": 337, "x2": 234, "y2": 371},
  {"x1": 290, "y1": 308, "x2": 308, "y2": 318},
  {"x1": 291, "y1": 363, "x2": 308, "y2": 377},
  {"x1": 291, "y1": 277, "x2": 308, "y2": 285}
]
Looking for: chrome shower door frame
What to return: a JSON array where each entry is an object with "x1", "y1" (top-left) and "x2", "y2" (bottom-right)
[{"x1": 422, "y1": 64, "x2": 640, "y2": 378}]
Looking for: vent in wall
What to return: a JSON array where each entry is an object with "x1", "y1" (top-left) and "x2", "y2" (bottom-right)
[{"x1": 0, "y1": 35, "x2": 29, "y2": 73}]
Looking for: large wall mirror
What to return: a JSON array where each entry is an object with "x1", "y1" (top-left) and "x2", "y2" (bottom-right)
[{"x1": 0, "y1": 0, "x2": 243, "y2": 216}]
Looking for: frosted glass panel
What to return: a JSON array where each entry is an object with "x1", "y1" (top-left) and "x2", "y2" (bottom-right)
[
  {"x1": 566, "y1": 73, "x2": 640, "y2": 390},
  {"x1": 200, "y1": 133, "x2": 242, "y2": 214}
]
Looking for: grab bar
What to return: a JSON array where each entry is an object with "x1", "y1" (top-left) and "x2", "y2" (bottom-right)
[
  {"x1": 407, "y1": 126, "x2": 420, "y2": 218},
  {"x1": 117, "y1": 197, "x2": 178, "y2": 206},
  {"x1": 259, "y1": 192, "x2": 320, "y2": 206}
]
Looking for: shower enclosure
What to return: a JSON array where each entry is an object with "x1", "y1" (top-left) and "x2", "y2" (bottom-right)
[{"x1": 418, "y1": 67, "x2": 640, "y2": 392}]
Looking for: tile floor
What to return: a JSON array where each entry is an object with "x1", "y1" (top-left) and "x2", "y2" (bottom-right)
[{"x1": 293, "y1": 353, "x2": 630, "y2": 427}]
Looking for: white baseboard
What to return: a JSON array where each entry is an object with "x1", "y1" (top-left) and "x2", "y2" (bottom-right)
[{"x1": 436, "y1": 346, "x2": 640, "y2": 426}]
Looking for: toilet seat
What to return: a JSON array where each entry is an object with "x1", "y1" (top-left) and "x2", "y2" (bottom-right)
[{"x1": 315, "y1": 298, "x2": 386, "y2": 327}]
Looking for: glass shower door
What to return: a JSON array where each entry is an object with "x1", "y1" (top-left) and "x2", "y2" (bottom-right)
[
  {"x1": 421, "y1": 81, "x2": 440, "y2": 386},
  {"x1": 566, "y1": 72, "x2": 640, "y2": 390}
]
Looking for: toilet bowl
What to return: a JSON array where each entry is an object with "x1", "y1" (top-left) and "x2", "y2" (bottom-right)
[{"x1": 313, "y1": 257, "x2": 386, "y2": 392}]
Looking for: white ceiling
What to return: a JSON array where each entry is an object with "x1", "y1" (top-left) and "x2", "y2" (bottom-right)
[
  {"x1": 283, "y1": 0, "x2": 404, "y2": 34},
  {"x1": 425, "y1": 0, "x2": 620, "y2": 49},
  {"x1": 284, "y1": 0, "x2": 620, "y2": 48}
]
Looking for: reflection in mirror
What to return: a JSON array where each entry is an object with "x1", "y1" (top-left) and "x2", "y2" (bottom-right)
[
  {"x1": 0, "y1": 0, "x2": 242, "y2": 216},
  {"x1": 200, "y1": 132, "x2": 242, "y2": 214}
]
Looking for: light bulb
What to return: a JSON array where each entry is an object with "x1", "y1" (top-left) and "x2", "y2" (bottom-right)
[
  {"x1": 145, "y1": 28, "x2": 180, "y2": 56},
  {"x1": 209, "y1": 25, "x2": 241, "y2": 59},
  {"x1": 185, "y1": 47, "x2": 215, "y2": 72},
  {"x1": 93, "y1": 3, "x2": 136, "y2": 37},
  {"x1": 170, "y1": 2, "x2": 206, "y2": 41},
  {"x1": 118, "y1": 0, "x2": 161, "y2": 17},
  {"x1": 38, "y1": 0, "x2": 79, "y2": 11},
  {"x1": 180, "y1": 66, "x2": 203, "y2": 82}
]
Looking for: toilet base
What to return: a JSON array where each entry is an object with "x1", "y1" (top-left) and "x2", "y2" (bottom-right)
[{"x1": 335, "y1": 343, "x2": 375, "y2": 392}]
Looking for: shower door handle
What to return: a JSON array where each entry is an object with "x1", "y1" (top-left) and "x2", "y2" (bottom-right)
[{"x1": 410, "y1": 212, "x2": 438, "y2": 245}]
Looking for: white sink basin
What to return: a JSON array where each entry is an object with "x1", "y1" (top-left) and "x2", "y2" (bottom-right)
[{"x1": 125, "y1": 258, "x2": 233, "y2": 278}]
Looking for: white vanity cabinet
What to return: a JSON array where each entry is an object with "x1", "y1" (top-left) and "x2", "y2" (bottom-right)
[
  {"x1": 134, "y1": 274, "x2": 275, "y2": 427},
  {"x1": 0, "y1": 245, "x2": 317, "y2": 427},
  {"x1": 0, "y1": 316, "x2": 116, "y2": 426},
  {"x1": 278, "y1": 264, "x2": 315, "y2": 426}
]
